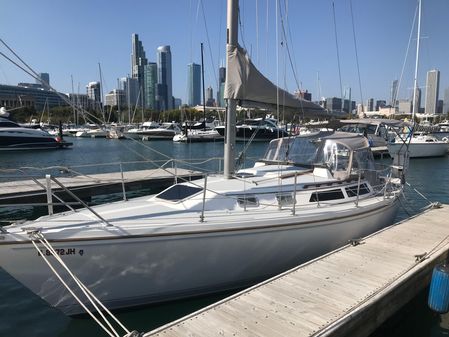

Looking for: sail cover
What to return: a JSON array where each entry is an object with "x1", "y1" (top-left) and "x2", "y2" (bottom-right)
[{"x1": 224, "y1": 44, "x2": 327, "y2": 116}]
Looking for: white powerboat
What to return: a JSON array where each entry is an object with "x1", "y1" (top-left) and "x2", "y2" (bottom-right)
[
  {"x1": 0, "y1": 131, "x2": 402, "y2": 315},
  {"x1": 388, "y1": 133, "x2": 448, "y2": 158},
  {"x1": 339, "y1": 118, "x2": 393, "y2": 147},
  {"x1": 173, "y1": 129, "x2": 223, "y2": 142},
  {"x1": 123, "y1": 121, "x2": 160, "y2": 140},
  {"x1": 141, "y1": 122, "x2": 182, "y2": 140}
]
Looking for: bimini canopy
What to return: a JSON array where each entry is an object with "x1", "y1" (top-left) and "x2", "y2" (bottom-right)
[
  {"x1": 262, "y1": 131, "x2": 369, "y2": 167},
  {"x1": 319, "y1": 132, "x2": 370, "y2": 151},
  {"x1": 224, "y1": 44, "x2": 327, "y2": 117}
]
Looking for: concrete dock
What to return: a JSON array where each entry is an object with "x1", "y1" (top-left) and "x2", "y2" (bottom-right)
[
  {"x1": 145, "y1": 204, "x2": 449, "y2": 337},
  {"x1": 0, "y1": 168, "x2": 202, "y2": 205}
]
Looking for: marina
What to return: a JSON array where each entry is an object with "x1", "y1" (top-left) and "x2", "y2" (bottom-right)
[
  {"x1": 0, "y1": 137, "x2": 447, "y2": 337},
  {"x1": 1, "y1": 0, "x2": 449, "y2": 336}
]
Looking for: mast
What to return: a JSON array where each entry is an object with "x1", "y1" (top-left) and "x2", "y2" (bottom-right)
[
  {"x1": 98, "y1": 63, "x2": 105, "y2": 123},
  {"x1": 412, "y1": 0, "x2": 421, "y2": 120},
  {"x1": 201, "y1": 42, "x2": 206, "y2": 131},
  {"x1": 71, "y1": 75, "x2": 76, "y2": 125},
  {"x1": 224, "y1": 0, "x2": 238, "y2": 179}
]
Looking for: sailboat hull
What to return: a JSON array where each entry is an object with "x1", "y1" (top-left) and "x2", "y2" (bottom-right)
[
  {"x1": 388, "y1": 142, "x2": 448, "y2": 158},
  {"x1": 0, "y1": 197, "x2": 399, "y2": 315}
]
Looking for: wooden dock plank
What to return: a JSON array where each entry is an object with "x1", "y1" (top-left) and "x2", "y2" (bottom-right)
[{"x1": 144, "y1": 205, "x2": 449, "y2": 337}]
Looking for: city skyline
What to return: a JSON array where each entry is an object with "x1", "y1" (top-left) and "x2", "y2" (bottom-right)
[{"x1": 1, "y1": 0, "x2": 449, "y2": 107}]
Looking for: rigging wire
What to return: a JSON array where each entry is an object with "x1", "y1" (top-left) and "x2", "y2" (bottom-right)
[
  {"x1": 266, "y1": 0, "x2": 269, "y2": 71},
  {"x1": 395, "y1": 5, "x2": 418, "y2": 108},
  {"x1": 349, "y1": 0, "x2": 364, "y2": 113},
  {"x1": 277, "y1": 0, "x2": 301, "y2": 91},
  {"x1": 332, "y1": 2, "x2": 344, "y2": 113},
  {"x1": 255, "y1": 0, "x2": 259, "y2": 66},
  {"x1": 238, "y1": 4, "x2": 248, "y2": 51},
  {"x1": 277, "y1": 0, "x2": 306, "y2": 121},
  {"x1": 199, "y1": 0, "x2": 218, "y2": 89}
]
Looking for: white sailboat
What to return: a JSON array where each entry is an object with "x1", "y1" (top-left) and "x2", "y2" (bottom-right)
[
  {"x1": 387, "y1": 0, "x2": 449, "y2": 159},
  {"x1": 0, "y1": 0, "x2": 403, "y2": 316}
]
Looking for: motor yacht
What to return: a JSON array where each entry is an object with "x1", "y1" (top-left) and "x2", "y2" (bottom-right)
[{"x1": 0, "y1": 108, "x2": 71, "y2": 150}]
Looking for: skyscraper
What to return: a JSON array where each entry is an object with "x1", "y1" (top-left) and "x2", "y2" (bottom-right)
[
  {"x1": 131, "y1": 34, "x2": 148, "y2": 108},
  {"x1": 144, "y1": 63, "x2": 157, "y2": 110},
  {"x1": 120, "y1": 77, "x2": 139, "y2": 109},
  {"x1": 187, "y1": 63, "x2": 201, "y2": 106},
  {"x1": 412, "y1": 87, "x2": 421, "y2": 114},
  {"x1": 86, "y1": 81, "x2": 101, "y2": 111},
  {"x1": 217, "y1": 66, "x2": 226, "y2": 107},
  {"x1": 156, "y1": 45, "x2": 173, "y2": 111},
  {"x1": 206, "y1": 86, "x2": 215, "y2": 106},
  {"x1": 367, "y1": 98, "x2": 374, "y2": 111},
  {"x1": 425, "y1": 69, "x2": 440, "y2": 114},
  {"x1": 390, "y1": 79, "x2": 398, "y2": 107},
  {"x1": 37, "y1": 73, "x2": 50, "y2": 89},
  {"x1": 443, "y1": 87, "x2": 449, "y2": 115}
]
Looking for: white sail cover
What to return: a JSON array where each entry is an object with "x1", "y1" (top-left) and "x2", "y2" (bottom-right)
[{"x1": 224, "y1": 44, "x2": 326, "y2": 115}]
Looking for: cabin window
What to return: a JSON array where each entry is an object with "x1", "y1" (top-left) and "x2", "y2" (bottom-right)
[
  {"x1": 309, "y1": 189, "x2": 345, "y2": 202},
  {"x1": 276, "y1": 193, "x2": 295, "y2": 206},
  {"x1": 236, "y1": 172, "x2": 255, "y2": 178},
  {"x1": 345, "y1": 184, "x2": 370, "y2": 197},
  {"x1": 156, "y1": 185, "x2": 202, "y2": 201},
  {"x1": 237, "y1": 195, "x2": 259, "y2": 208}
]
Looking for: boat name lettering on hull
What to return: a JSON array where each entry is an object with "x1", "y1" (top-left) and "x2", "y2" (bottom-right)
[{"x1": 38, "y1": 248, "x2": 84, "y2": 257}]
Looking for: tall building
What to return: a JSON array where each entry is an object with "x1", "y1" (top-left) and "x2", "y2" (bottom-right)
[
  {"x1": 156, "y1": 45, "x2": 173, "y2": 111},
  {"x1": 174, "y1": 98, "x2": 182, "y2": 109},
  {"x1": 391, "y1": 79, "x2": 398, "y2": 107},
  {"x1": 131, "y1": 34, "x2": 148, "y2": 108},
  {"x1": 375, "y1": 100, "x2": 386, "y2": 111},
  {"x1": 120, "y1": 77, "x2": 139, "y2": 110},
  {"x1": 443, "y1": 87, "x2": 449, "y2": 115},
  {"x1": 425, "y1": 69, "x2": 440, "y2": 114},
  {"x1": 86, "y1": 81, "x2": 102, "y2": 111},
  {"x1": 144, "y1": 63, "x2": 157, "y2": 110},
  {"x1": 367, "y1": 98, "x2": 374, "y2": 111},
  {"x1": 104, "y1": 89, "x2": 125, "y2": 108},
  {"x1": 325, "y1": 97, "x2": 355, "y2": 114},
  {"x1": 187, "y1": 63, "x2": 201, "y2": 106},
  {"x1": 217, "y1": 66, "x2": 226, "y2": 107},
  {"x1": 398, "y1": 99, "x2": 412, "y2": 114},
  {"x1": 206, "y1": 86, "x2": 215, "y2": 106},
  {"x1": 412, "y1": 87, "x2": 421, "y2": 114},
  {"x1": 37, "y1": 73, "x2": 50, "y2": 89}
]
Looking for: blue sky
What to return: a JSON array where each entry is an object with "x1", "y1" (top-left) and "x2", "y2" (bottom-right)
[{"x1": 1, "y1": 0, "x2": 448, "y2": 106}]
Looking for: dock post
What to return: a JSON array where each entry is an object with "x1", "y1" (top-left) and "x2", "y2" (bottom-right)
[
  {"x1": 200, "y1": 175, "x2": 207, "y2": 222},
  {"x1": 119, "y1": 163, "x2": 127, "y2": 201},
  {"x1": 292, "y1": 173, "x2": 297, "y2": 215},
  {"x1": 45, "y1": 174, "x2": 53, "y2": 215}
]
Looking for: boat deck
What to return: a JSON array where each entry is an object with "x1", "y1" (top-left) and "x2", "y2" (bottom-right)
[{"x1": 145, "y1": 203, "x2": 449, "y2": 337}]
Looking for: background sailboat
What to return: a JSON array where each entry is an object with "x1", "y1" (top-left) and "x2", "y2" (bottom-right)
[{"x1": 388, "y1": 0, "x2": 449, "y2": 158}]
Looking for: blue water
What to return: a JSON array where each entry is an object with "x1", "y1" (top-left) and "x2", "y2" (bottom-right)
[{"x1": 0, "y1": 137, "x2": 448, "y2": 337}]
